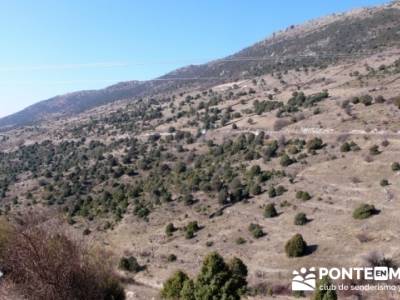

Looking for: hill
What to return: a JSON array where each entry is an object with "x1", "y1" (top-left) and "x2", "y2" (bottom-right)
[
  {"x1": 1, "y1": 1, "x2": 400, "y2": 129},
  {"x1": 2, "y1": 1, "x2": 400, "y2": 299}
]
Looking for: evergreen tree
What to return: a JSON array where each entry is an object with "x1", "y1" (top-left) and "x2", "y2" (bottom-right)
[
  {"x1": 285, "y1": 234, "x2": 308, "y2": 257},
  {"x1": 161, "y1": 270, "x2": 190, "y2": 299},
  {"x1": 313, "y1": 276, "x2": 337, "y2": 300}
]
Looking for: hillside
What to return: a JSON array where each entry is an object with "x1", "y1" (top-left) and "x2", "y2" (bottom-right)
[
  {"x1": 1, "y1": 1, "x2": 400, "y2": 129},
  {"x1": 2, "y1": 1, "x2": 400, "y2": 300}
]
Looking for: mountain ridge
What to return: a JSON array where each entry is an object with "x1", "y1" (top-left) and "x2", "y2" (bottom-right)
[{"x1": 1, "y1": 1, "x2": 400, "y2": 129}]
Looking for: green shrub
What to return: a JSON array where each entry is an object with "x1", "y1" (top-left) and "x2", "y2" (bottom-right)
[
  {"x1": 161, "y1": 270, "x2": 190, "y2": 299},
  {"x1": 195, "y1": 252, "x2": 248, "y2": 300},
  {"x1": 380, "y1": 179, "x2": 389, "y2": 187},
  {"x1": 205, "y1": 241, "x2": 213, "y2": 247},
  {"x1": 360, "y1": 95, "x2": 373, "y2": 106},
  {"x1": 161, "y1": 252, "x2": 248, "y2": 300},
  {"x1": 218, "y1": 188, "x2": 229, "y2": 205},
  {"x1": 167, "y1": 254, "x2": 177, "y2": 262},
  {"x1": 391, "y1": 162, "x2": 400, "y2": 171},
  {"x1": 183, "y1": 193, "x2": 195, "y2": 206},
  {"x1": 248, "y1": 223, "x2": 264, "y2": 239},
  {"x1": 285, "y1": 234, "x2": 307, "y2": 257},
  {"x1": 340, "y1": 142, "x2": 351, "y2": 152},
  {"x1": 293, "y1": 290, "x2": 305, "y2": 298},
  {"x1": 235, "y1": 237, "x2": 246, "y2": 245},
  {"x1": 353, "y1": 204, "x2": 378, "y2": 219},
  {"x1": 165, "y1": 223, "x2": 176, "y2": 237},
  {"x1": 369, "y1": 145, "x2": 380, "y2": 155},
  {"x1": 313, "y1": 276, "x2": 337, "y2": 300},
  {"x1": 296, "y1": 191, "x2": 311, "y2": 201},
  {"x1": 294, "y1": 213, "x2": 308, "y2": 225},
  {"x1": 186, "y1": 221, "x2": 200, "y2": 232},
  {"x1": 185, "y1": 221, "x2": 200, "y2": 239},
  {"x1": 280, "y1": 154, "x2": 294, "y2": 167},
  {"x1": 118, "y1": 256, "x2": 142, "y2": 273},
  {"x1": 250, "y1": 184, "x2": 262, "y2": 196},
  {"x1": 180, "y1": 279, "x2": 195, "y2": 300},
  {"x1": 275, "y1": 185, "x2": 287, "y2": 196},
  {"x1": 268, "y1": 186, "x2": 277, "y2": 198},
  {"x1": 268, "y1": 185, "x2": 287, "y2": 198},
  {"x1": 287, "y1": 145, "x2": 299, "y2": 155},
  {"x1": 306, "y1": 138, "x2": 324, "y2": 152},
  {"x1": 264, "y1": 204, "x2": 278, "y2": 218},
  {"x1": 185, "y1": 228, "x2": 195, "y2": 239}
]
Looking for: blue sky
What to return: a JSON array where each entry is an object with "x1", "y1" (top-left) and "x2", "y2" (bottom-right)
[{"x1": 0, "y1": 0, "x2": 388, "y2": 117}]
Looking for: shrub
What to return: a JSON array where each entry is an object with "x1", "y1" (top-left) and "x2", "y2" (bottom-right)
[
  {"x1": 180, "y1": 279, "x2": 195, "y2": 300},
  {"x1": 296, "y1": 191, "x2": 311, "y2": 201},
  {"x1": 183, "y1": 193, "x2": 195, "y2": 206},
  {"x1": 280, "y1": 154, "x2": 294, "y2": 167},
  {"x1": 218, "y1": 188, "x2": 229, "y2": 204},
  {"x1": 360, "y1": 95, "x2": 373, "y2": 106},
  {"x1": 161, "y1": 252, "x2": 248, "y2": 300},
  {"x1": 195, "y1": 252, "x2": 247, "y2": 299},
  {"x1": 340, "y1": 141, "x2": 361, "y2": 152},
  {"x1": 250, "y1": 184, "x2": 262, "y2": 196},
  {"x1": 306, "y1": 138, "x2": 324, "y2": 152},
  {"x1": 0, "y1": 217, "x2": 125, "y2": 300},
  {"x1": 275, "y1": 185, "x2": 287, "y2": 196},
  {"x1": 380, "y1": 179, "x2": 389, "y2": 187},
  {"x1": 119, "y1": 256, "x2": 142, "y2": 273},
  {"x1": 165, "y1": 223, "x2": 176, "y2": 237},
  {"x1": 186, "y1": 221, "x2": 200, "y2": 232},
  {"x1": 381, "y1": 139, "x2": 389, "y2": 147},
  {"x1": 293, "y1": 290, "x2": 306, "y2": 298},
  {"x1": 273, "y1": 119, "x2": 292, "y2": 131},
  {"x1": 167, "y1": 254, "x2": 177, "y2": 262},
  {"x1": 352, "y1": 204, "x2": 378, "y2": 219},
  {"x1": 294, "y1": 213, "x2": 308, "y2": 225},
  {"x1": 248, "y1": 223, "x2": 264, "y2": 239},
  {"x1": 268, "y1": 185, "x2": 287, "y2": 198},
  {"x1": 340, "y1": 142, "x2": 351, "y2": 152},
  {"x1": 161, "y1": 270, "x2": 190, "y2": 299},
  {"x1": 235, "y1": 237, "x2": 246, "y2": 245},
  {"x1": 391, "y1": 162, "x2": 400, "y2": 171},
  {"x1": 248, "y1": 165, "x2": 261, "y2": 177},
  {"x1": 268, "y1": 186, "x2": 277, "y2": 198},
  {"x1": 264, "y1": 204, "x2": 278, "y2": 218},
  {"x1": 313, "y1": 276, "x2": 337, "y2": 300},
  {"x1": 369, "y1": 145, "x2": 380, "y2": 155},
  {"x1": 362, "y1": 251, "x2": 397, "y2": 268},
  {"x1": 393, "y1": 95, "x2": 400, "y2": 109},
  {"x1": 285, "y1": 234, "x2": 307, "y2": 257},
  {"x1": 185, "y1": 221, "x2": 200, "y2": 239}
]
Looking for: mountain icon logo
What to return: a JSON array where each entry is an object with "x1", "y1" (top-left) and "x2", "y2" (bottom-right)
[{"x1": 292, "y1": 267, "x2": 316, "y2": 291}]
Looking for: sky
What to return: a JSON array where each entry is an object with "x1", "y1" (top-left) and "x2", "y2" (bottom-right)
[{"x1": 0, "y1": 0, "x2": 388, "y2": 117}]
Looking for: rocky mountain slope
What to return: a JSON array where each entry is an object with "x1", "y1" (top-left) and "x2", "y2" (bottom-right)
[
  {"x1": 2, "y1": 2, "x2": 400, "y2": 299},
  {"x1": 1, "y1": 1, "x2": 400, "y2": 129}
]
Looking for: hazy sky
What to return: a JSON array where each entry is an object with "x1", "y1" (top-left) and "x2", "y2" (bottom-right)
[{"x1": 0, "y1": 0, "x2": 388, "y2": 117}]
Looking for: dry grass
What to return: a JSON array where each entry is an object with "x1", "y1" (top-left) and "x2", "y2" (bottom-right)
[{"x1": 0, "y1": 215, "x2": 125, "y2": 300}]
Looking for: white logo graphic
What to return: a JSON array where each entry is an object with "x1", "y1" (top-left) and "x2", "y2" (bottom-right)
[
  {"x1": 292, "y1": 267, "x2": 316, "y2": 291},
  {"x1": 374, "y1": 267, "x2": 389, "y2": 281}
]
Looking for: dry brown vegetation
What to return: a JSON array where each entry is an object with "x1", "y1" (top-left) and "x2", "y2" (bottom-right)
[{"x1": 0, "y1": 215, "x2": 125, "y2": 300}]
